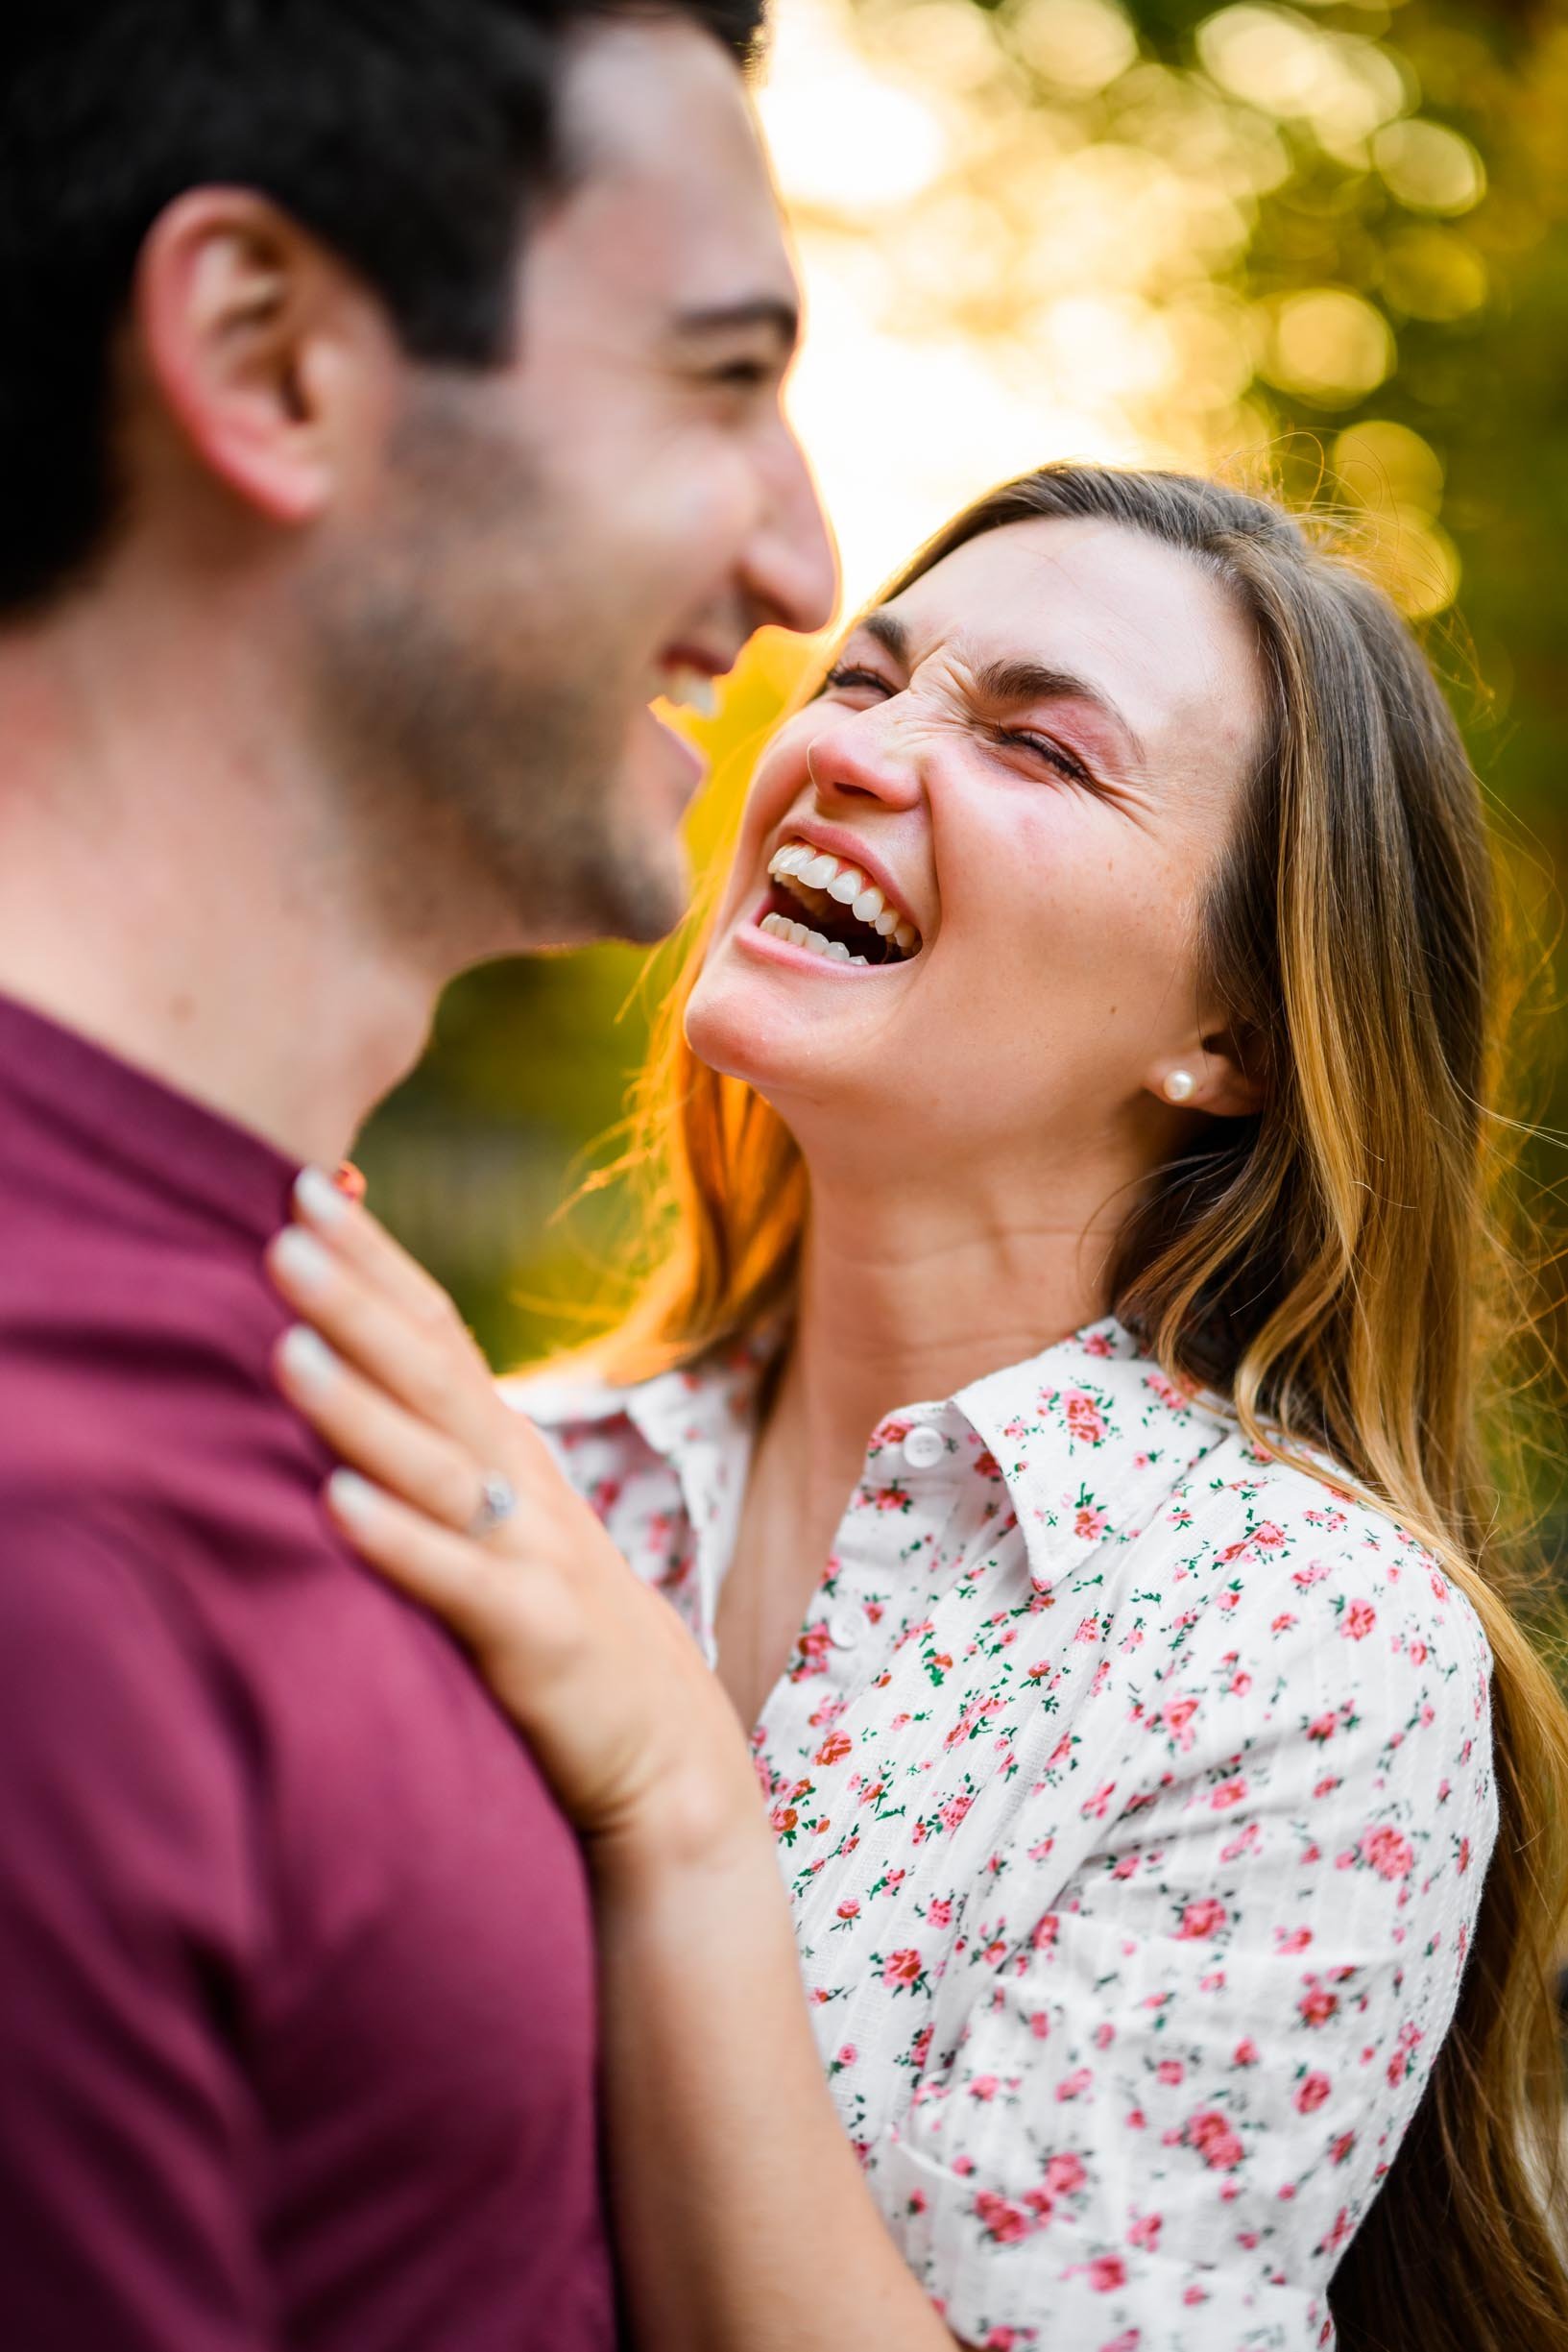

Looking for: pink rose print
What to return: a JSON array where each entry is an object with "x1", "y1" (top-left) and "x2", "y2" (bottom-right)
[
  {"x1": 1161, "y1": 1695, "x2": 1199, "y2": 1749},
  {"x1": 1341, "y1": 1599, "x2": 1377, "y2": 1640},
  {"x1": 1359, "y1": 1825, "x2": 1415, "y2": 1879},
  {"x1": 1177, "y1": 1898, "x2": 1227, "y2": 1941},
  {"x1": 1184, "y1": 2110, "x2": 1244, "y2": 2170},
  {"x1": 815, "y1": 1731, "x2": 854, "y2": 1766},
  {"x1": 1062, "y1": 1389, "x2": 1108, "y2": 1446},
  {"x1": 878, "y1": 1948, "x2": 927, "y2": 1994},
  {"x1": 1294, "y1": 2073, "x2": 1332, "y2": 2114},
  {"x1": 791, "y1": 1622, "x2": 831, "y2": 1680},
  {"x1": 1386, "y1": 2021, "x2": 1424, "y2": 2088},
  {"x1": 975, "y1": 2191, "x2": 1036, "y2": 2244}
]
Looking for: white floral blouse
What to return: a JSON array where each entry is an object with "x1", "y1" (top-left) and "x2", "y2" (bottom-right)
[{"x1": 508, "y1": 1319, "x2": 1496, "y2": 2352}]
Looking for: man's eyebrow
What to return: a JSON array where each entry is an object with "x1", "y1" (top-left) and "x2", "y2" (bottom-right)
[
  {"x1": 672, "y1": 298, "x2": 800, "y2": 354},
  {"x1": 974, "y1": 657, "x2": 1146, "y2": 764}
]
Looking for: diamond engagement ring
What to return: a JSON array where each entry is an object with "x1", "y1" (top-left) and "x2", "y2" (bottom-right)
[{"x1": 468, "y1": 1469, "x2": 518, "y2": 1541}]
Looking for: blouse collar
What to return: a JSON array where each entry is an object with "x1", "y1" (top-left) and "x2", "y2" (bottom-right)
[{"x1": 513, "y1": 1316, "x2": 1237, "y2": 1596}]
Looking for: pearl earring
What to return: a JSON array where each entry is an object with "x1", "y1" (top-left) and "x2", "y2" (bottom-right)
[{"x1": 1163, "y1": 1069, "x2": 1196, "y2": 1104}]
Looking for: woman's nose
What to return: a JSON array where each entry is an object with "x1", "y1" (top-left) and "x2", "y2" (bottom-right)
[{"x1": 807, "y1": 708, "x2": 924, "y2": 811}]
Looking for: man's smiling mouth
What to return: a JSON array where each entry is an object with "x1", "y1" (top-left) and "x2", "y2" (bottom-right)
[{"x1": 756, "y1": 839, "x2": 922, "y2": 967}]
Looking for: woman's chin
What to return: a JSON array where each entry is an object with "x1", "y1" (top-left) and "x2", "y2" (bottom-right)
[{"x1": 683, "y1": 968, "x2": 823, "y2": 1098}]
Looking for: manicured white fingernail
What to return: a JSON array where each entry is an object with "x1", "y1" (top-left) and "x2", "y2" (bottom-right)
[
  {"x1": 278, "y1": 1324, "x2": 337, "y2": 1390},
  {"x1": 295, "y1": 1165, "x2": 349, "y2": 1227},
  {"x1": 328, "y1": 1468, "x2": 379, "y2": 1523},
  {"x1": 273, "y1": 1226, "x2": 333, "y2": 1294}
]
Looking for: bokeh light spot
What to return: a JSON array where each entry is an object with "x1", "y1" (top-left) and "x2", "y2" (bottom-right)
[
  {"x1": 760, "y1": 3, "x2": 951, "y2": 209},
  {"x1": 1333, "y1": 418, "x2": 1445, "y2": 517},
  {"x1": 1373, "y1": 118, "x2": 1486, "y2": 215},
  {"x1": 1011, "y1": 0, "x2": 1139, "y2": 95},
  {"x1": 1383, "y1": 226, "x2": 1488, "y2": 321},
  {"x1": 1265, "y1": 286, "x2": 1394, "y2": 404},
  {"x1": 1373, "y1": 508, "x2": 1462, "y2": 619}
]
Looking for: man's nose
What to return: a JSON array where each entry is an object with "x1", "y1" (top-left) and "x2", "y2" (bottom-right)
[{"x1": 745, "y1": 425, "x2": 839, "y2": 638}]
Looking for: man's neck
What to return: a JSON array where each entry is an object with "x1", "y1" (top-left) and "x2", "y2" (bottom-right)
[{"x1": 0, "y1": 594, "x2": 446, "y2": 1167}]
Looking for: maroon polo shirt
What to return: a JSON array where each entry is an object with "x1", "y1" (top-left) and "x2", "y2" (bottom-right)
[{"x1": 0, "y1": 992, "x2": 615, "y2": 2350}]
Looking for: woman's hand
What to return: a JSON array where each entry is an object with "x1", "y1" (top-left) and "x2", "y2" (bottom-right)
[
  {"x1": 265, "y1": 1167, "x2": 760, "y2": 1867},
  {"x1": 269, "y1": 1173, "x2": 966, "y2": 2352}
]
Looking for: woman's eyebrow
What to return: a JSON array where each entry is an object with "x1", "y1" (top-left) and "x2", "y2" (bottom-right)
[
  {"x1": 972, "y1": 655, "x2": 1146, "y2": 765},
  {"x1": 853, "y1": 610, "x2": 910, "y2": 665}
]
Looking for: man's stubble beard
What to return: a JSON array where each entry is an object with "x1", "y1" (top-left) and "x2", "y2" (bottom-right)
[{"x1": 299, "y1": 388, "x2": 687, "y2": 966}]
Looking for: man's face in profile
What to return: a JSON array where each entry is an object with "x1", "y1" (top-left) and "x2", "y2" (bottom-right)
[{"x1": 310, "y1": 13, "x2": 836, "y2": 958}]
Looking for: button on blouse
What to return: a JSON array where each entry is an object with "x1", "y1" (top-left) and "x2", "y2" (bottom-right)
[{"x1": 510, "y1": 1319, "x2": 1497, "y2": 2352}]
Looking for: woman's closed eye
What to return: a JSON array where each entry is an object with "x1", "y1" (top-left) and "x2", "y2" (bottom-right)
[
  {"x1": 820, "y1": 662, "x2": 894, "y2": 699},
  {"x1": 991, "y1": 725, "x2": 1096, "y2": 788},
  {"x1": 820, "y1": 661, "x2": 1099, "y2": 790}
]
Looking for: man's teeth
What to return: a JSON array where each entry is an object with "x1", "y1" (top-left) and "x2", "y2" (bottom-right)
[
  {"x1": 661, "y1": 664, "x2": 718, "y2": 719},
  {"x1": 759, "y1": 911, "x2": 869, "y2": 965},
  {"x1": 765, "y1": 839, "x2": 920, "y2": 958}
]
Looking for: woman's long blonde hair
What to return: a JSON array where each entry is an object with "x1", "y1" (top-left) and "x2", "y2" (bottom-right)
[{"x1": 585, "y1": 465, "x2": 1568, "y2": 2348}]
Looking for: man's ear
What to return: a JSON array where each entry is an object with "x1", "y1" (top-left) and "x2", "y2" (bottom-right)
[{"x1": 130, "y1": 186, "x2": 395, "y2": 527}]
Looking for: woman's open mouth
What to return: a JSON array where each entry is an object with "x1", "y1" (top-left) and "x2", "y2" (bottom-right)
[{"x1": 752, "y1": 839, "x2": 922, "y2": 969}]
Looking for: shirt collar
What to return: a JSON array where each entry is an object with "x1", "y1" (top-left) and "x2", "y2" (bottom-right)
[
  {"x1": 951, "y1": 1316, "x2": 1233, "y2": 1589},
  {"x1": 519, "y1": 1316, "x2": 1234, "y2": 1595},
  {"x1": 515, "y1": 1329, "x2": 772, "y2": 1461}
]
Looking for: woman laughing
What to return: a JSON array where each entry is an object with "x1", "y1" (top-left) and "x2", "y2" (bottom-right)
[{"x1": 268, "y1": 466, "x2": 1568, "y2": 2352}]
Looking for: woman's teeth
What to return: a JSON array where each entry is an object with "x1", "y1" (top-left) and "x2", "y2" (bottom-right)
[
  {"x1": 759, "y1": 911, "x2": 870, "y2": 964},
  {"x1": 765, "y1": 839, "x2": 920, "y2": 959}
]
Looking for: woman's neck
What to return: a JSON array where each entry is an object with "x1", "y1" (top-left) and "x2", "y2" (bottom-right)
[{"x1": 758, "y1": 1170, "x2": 1122, "y2": 1537}]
